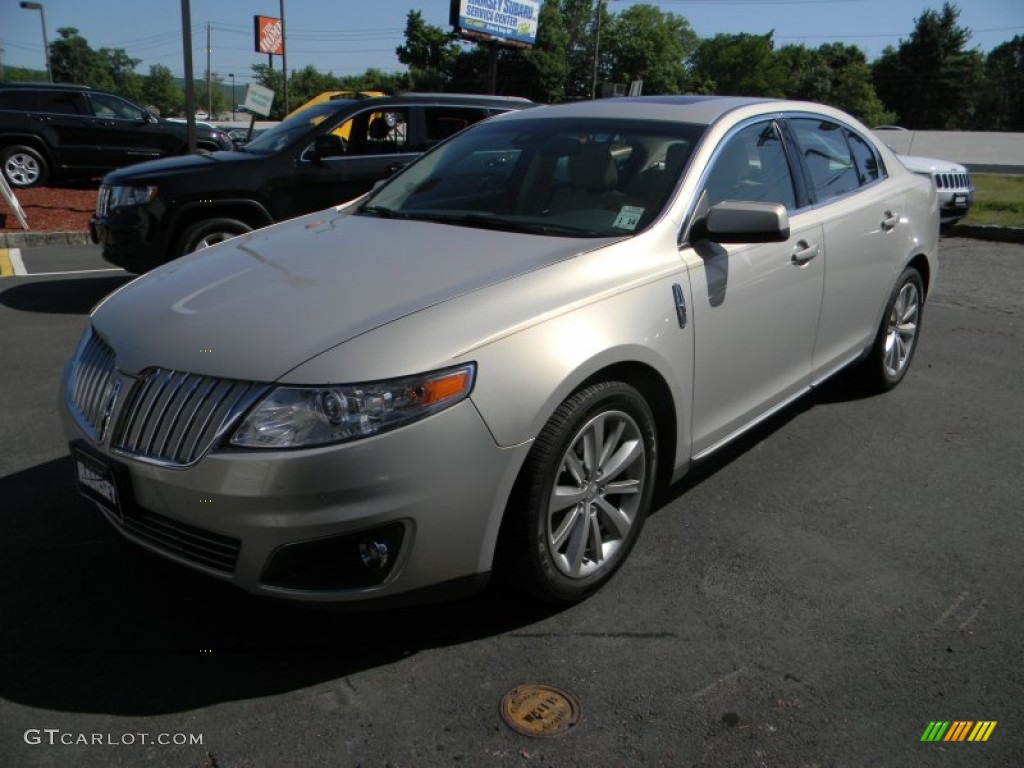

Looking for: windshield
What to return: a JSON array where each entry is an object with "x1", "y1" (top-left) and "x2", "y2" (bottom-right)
[
  {"x1": 357, "y1": 116, "x2": 705, "y2": 237},
  {"x1": 241, "y1": 100, "x2": 357, "y2": 155}
]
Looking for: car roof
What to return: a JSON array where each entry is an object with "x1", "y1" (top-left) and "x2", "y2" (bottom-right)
[
  {"x1": 0, "y1": 82, "x2": 93, "y2": 91},
  {"x1": 494, "y1": 95, "x2": 826, "y2": 127}
]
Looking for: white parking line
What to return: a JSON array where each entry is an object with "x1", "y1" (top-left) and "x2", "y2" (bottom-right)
[
  {"x1": 22, "y1": 267, "x2": 126, "y2": 277},
  {"x1": 9, "y1": 248, "x2": 27, "y2": 275}
]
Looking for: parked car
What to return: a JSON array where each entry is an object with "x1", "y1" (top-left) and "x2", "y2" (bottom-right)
[
  {"x1": 896, "y1": 153, "x2": 974, "y2": 228},
  {"x1": 89, "y1": 93, "x2": 534, "y2": 272},
  {"x1": 0, "y1": 83, "x2": 233, "y2": 188},
  {"x1": 62, "y1": 96, "x2": 938, "y2": 606}
]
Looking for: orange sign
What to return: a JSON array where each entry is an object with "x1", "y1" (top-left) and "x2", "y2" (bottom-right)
[{"x1": 254, "y1": 15, "x2": 284, "y2": 55}]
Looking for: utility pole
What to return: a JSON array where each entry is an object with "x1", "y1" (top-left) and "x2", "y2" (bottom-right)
[
  {"x1": 180, "y1": 0, "x2": 196, "y2": 152},
  {"x1": 206, "y1": 23, "x2": 212, "y2": 117},
  {"x1": 279, "y1": 0, "x2": 288, "y2": 115},
  {"x1": 591, "y1": 0, "x2": 603, "y2": 100}
]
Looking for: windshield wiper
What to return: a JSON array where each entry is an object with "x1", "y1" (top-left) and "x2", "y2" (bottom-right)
[
  {"x1": 399, "y1": 212, "x2": 580, "y2": 236},
  {"x1": 357, "y1": 204, "x2": 405, "y2": 219}
]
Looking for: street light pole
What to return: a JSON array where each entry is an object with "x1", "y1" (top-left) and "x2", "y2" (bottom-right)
[
  {"x1": 229, "y1": 74, "x2": 236, "y2": 120},
  {"x1": 591, "y1": 0, "x2": 603, "y2": 100},
  {"x1": 19, "y1": 2, "x2": 52, "y2": 83}
]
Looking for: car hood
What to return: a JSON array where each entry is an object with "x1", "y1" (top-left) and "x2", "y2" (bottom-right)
[
  {"x1": 103, "y1": 149, "x2": 252, "y2": 182},
  {"x1": 91, "y1": 210, "x2": 613, "y2": 382},
  {"x1": 897, "y1": 153, "x2": 967, "y2": 174}
]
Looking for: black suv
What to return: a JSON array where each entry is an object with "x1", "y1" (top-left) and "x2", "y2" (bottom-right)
[
  {"x1": 0, "y1": 82, "x2": 233, "y2": 188},
  {"x1": 90, "y1": 93, "x2": 534, "y2": 272}
]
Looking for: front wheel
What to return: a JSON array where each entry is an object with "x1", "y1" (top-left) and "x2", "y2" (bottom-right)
[
  {"x1": 175, "y1": 218, "x2": 253, "y2": 257},
  {"x1": 500, "y1": 381, "x2": 658, "y2": 604},
  {"x1": 858, "y1": 267, "x2": 925, "y2": 392}
]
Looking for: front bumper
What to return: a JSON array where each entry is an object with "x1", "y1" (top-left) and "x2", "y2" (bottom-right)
[
  {"x1": 91, "y1": 212, "x2": 170, "y2": 273},
  {"x1": 62, "y1": 388, "x2": 531, "y2": 604}
]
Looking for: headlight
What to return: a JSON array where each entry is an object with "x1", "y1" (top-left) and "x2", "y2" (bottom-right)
[
  {"x1": 108, "y1": 184, "x2": 159, "y2": 209},
  {"x1": 230, "y1": 364, "x2": 476, "y2": 449}
]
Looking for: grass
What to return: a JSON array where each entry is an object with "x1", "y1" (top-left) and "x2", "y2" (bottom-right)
[{"x1": 961, "y1": 173, "x2": 1024, "y2": 228}]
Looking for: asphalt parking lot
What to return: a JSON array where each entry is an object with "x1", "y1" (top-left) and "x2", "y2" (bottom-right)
[{"x1": 1, "y1": 238, "x2": 1021, "y2": 767}]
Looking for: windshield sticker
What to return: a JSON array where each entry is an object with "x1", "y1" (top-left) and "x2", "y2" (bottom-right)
[{"x1": 613, "y1": 205, "x2": 644, "y2": 231}]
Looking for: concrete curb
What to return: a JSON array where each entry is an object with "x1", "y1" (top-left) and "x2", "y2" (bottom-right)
[
  {"x1": 947, "y1": 224, "x2": 1024, "y2": 244},
  {"x1": 0, "y1": 230, "x2": 93, "y2": 248}
]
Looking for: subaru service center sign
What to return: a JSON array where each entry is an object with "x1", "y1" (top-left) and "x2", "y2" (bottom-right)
[{"x1": 453, "y1": 0, "x2": 539, "y2": 46}]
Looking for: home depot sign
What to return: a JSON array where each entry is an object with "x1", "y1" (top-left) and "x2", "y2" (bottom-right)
[{"x1": 253, "y1": 15, "x2": 284, "y2": 55}]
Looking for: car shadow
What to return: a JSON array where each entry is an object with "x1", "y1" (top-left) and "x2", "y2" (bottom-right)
[
  {"x1": 653, "y1": 369, "x2": 876, "y2": 510},
  {"x1": 0, "y1": 456, "x2": 562, "y2": 716},
  {"x1": 0, "y1": 276, "x2": 132, "y2": 315}
]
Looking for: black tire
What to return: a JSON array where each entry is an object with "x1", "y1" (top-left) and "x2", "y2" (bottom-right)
[
  {"x1": 1, "y1": 145, "x2": 49, "y2": 188},
  {"x1": 858, "y1": 266, "x2": 925, "y2": 392},
  {"x1": 499, "y1": 381, "x2": 658, "y2": 604},
  {"x1": 175, "y1": 218, "x2": 253, "y2": 258}
]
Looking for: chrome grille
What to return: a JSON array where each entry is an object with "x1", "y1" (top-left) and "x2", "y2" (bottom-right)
[
  {"x1": 69, "y1": 329, "x2": 117, "y2": 438},
  {"x1": 95, "y1": 185, "x2": 111, "y2": 216},
  {"x1": 934, "y1": 172, "x2": 970, "y2": 191},
  {"x1": 113, "y1": 369, "x2": 267, "y2": 467}
]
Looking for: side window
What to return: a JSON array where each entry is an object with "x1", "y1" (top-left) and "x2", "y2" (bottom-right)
[
  {"x1": 845, "y1": 128, "x2": 883, "y2": 185},
  {"x1": 0, "y1": 91, "x2": 40, "y2": 110},
  {"x1": 789, "y1": 118, "x2": 859, "y2": 202},
  {"x1": 703, "y1": 121, "x2": 796, "y2": 210},
  {"x1": 339, "y1": 109, "x2": 409, "y2": 156},
  {"x1": 88, "y1": 94, "x2": 146, "y2": 120},
  {"x1": 422, "y1": 107, "x2": 487, "y2": 148},
  {"x1": 37, "y1": 90, "x2": 88, "y2": 115}
]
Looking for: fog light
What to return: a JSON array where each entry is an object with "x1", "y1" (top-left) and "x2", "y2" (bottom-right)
[
  {"x1": 261, "y1": 522, "x2": 405, "y2": 590},
  {"x1": 359, "y1": 537, "x2": 389, "y2": 570}
]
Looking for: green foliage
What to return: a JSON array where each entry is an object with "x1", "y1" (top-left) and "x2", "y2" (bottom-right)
[
  {"x1": 979, "y1": 35, "x2": 1024, "y2": 130},
  {"x1": 689, "y1": 32, "x2": 785, "y2": 96},
  {"x1": 872, "y1": 3, "x2": 984, "y2": 129},
  {"x1": 777, "y1": 43, "x2": 894, "y2": 126},
  {"x1": 395, "y1": 10, "x2": 460, "y2": 90},
  {"x1": 140, "y1": 64, "x2": 183, "y2": 117},
  {"x1": 604, "y1": 5, "x2": 697, "y2": 95}
]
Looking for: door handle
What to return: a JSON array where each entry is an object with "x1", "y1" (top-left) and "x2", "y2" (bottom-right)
[
  {"x1": 881, "y1": 211, "x2": 900, "y2": 231},
  {"x1": 791, "y1": 241, "x2": 819, "y2": 265}
]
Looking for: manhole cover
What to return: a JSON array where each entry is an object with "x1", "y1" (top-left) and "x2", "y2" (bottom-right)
[{"x1": 499, "y1": 683, "x2": 581, "y2": 737}]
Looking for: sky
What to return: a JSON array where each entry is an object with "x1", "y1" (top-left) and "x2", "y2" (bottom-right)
[{"x1": 1, "y1": 0, "x2": 1022, "y2": 87}]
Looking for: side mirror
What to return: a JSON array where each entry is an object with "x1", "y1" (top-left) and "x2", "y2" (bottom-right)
[
  {"x1": 313, "y1": 133, "x2": 345, "y2": 160},
  {"x1": 703, "y1": 201, "x2": 790, "y2": 243}
]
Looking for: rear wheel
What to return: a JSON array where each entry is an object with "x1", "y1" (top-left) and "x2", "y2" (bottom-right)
[
  {"x1": 1, "y1": 145, "x2": 48, "y2": 188},
  {"x1": 175, "y1": 218, "x2": 253, "y2": 257},
  {"x1": 858, "y1": 267, "x2": 924, "y2": 392},
  {"x1": 500, "y1": 381, "x2": 658, "y2": 604}
]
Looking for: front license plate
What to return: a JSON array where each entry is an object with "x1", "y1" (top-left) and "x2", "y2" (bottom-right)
[
  {"x1": 953, "y1": 193, "x2": 967, "y2": 206},
  {"x1": 71, "y1": 442, "x2": 124, "y2": 522}
]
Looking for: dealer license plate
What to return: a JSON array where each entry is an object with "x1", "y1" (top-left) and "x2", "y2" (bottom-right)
[{"x1": 71, "y1": 442, "x2": 124, "y2": 522}]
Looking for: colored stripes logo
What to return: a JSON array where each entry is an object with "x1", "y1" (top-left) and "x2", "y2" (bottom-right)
[{"x1": 921, "y1": 721, "x2": 997, "y2": 742}]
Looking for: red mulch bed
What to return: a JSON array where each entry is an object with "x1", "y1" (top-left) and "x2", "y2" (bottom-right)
[{"x1": 1, "y1": 181, "x2": 98, "y2": 233}]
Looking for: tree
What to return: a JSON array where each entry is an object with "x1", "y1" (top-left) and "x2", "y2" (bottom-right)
[
  {"x1": 777, "y1": 43, "x2": 894, "y2": 126},
  {"x1": 603, "y1": 5, "x2": 697, "y2": 95},
  {"x1": 872, "y1": 3, "x2": 984, "y2": 129},
  {"x1": 395, "y1": 10, "x2": 460, "y2": 90},
  {"x1": 141, "y1": 64, "x2": 183, "y2": 116},
  {"x1": 50, "y1": 28, "x2": 110, "y2": 87},
  {"x1": 980, "y1": 35, "x2": 1024, "y2": 130},
  {"x1": 688, "y1": 32, "x2": 784, "y2": 96}
]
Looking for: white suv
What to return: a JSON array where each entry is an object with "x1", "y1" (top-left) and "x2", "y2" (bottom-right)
[{"x1": 897, "y1": 153, "x2": 974, "y2": 228}]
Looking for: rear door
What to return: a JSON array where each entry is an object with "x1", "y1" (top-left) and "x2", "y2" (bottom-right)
[
  {"x1": 784, "y1": 117, "x2": 907, "y2": 379},
  {"x1": 85, "y1": 92, "x2": 175, "y2": 168},
  {"x1": 31, "y1": 89, "x2": 96, "y2": 171}
]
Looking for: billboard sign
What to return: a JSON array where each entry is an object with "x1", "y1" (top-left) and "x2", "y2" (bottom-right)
[
  {"x1": 254, "y1": 15, "x2": 284, "y2": 55},
  {"x1": 450, "y1": 0, "x2": 539, "y2": 47}
]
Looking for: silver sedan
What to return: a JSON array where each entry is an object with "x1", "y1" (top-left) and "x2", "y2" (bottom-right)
[{"x1": 62, "y1": 96, "x2": 938, "y2": 605}]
